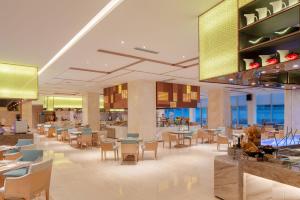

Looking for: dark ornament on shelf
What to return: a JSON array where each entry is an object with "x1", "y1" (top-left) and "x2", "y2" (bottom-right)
[
  {"x1": 285, "y1": 53, "x2": 299, "y2": 61},
  {"x1": 250, "y1": 62, "x2": 260, "y2": 69},
  {"x1": 274, "y1": 26, "x2": 300, "y2": 37},
  {"x1": 267, "y1": 58, "x2": 279, "y2": 65},
  {"x1": 248, "y1": 37, "x2": 270, "y2": 45}
]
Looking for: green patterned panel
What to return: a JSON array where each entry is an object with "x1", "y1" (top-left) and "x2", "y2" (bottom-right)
[
  {"x1": 0, "y1": 63, "x2": 38, "y2": 99},
  {"x1": 199, "y1": 0, "x2": 238, "y2": 81}
]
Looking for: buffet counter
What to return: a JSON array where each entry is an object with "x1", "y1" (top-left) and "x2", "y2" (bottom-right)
[
  {"x1": 215, "y1": 155, "x2": 300, "y2": 200},
  {"x1": 0, "y1": 133, "x2": 33, "y2": 146}
]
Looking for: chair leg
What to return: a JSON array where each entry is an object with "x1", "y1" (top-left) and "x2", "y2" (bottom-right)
[
  {"x1": 45, "y1": 189, "x2": 50, "y2": 200},
  {"x1": 114, "y1": 151, "x2": 116, "y2": 161},
  {"x1": 163, "y1": 141, "x2": 165, "y2": 148},
  {"x1": 155, "y1": 150, "x2": 157, "y2": 159},
  {"x1": 169, "y1": 141, "x2": 171, "y2": 149}
]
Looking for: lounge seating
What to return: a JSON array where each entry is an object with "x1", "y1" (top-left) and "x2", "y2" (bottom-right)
[
  {"x1": 0, "y1": 159, "x2": 53, "y2": 200},
  {"x1": 141, "y1": 140, "x2": 158, "y2": 160},
  {"x1": 3, "y1": 150, "x2": 44, "y2": 178},
  {"x1": 121, "y1": 140, "x2": 139, "y2": 162},
  {"x1": 162, "y1": 132, "x2": 178, "y2": 148},
  {"x1": 184, "y1": 132, "x2": 198, "y2": 146},
  {"x1": 99, "y1": 136, "x2": 119, "y2": 160},
  {"x1": 197, "y1": 129, "x2": 211, "y2": 143},
  {"x1": 77, "y1": 128, "x2": 92, "y2": 148},
  {"x1": 217, "y1": 135, "x2": 230, "y2": 151},
  {"x1": 127, "y1": 133, "x2": 139, "y2": 139}
]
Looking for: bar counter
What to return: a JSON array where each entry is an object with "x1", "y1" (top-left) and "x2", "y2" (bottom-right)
[{"x1": 215, "y1": 155, "x2": 300, "y2": 200}]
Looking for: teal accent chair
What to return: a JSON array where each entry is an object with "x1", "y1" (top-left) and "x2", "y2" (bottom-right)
[
  {"x1": 82, "y1": 127, "x2": 92, "y2": 135},
  {"x1": 127, "y1": 133, "x2": 139, "y2": 139},
  {"x1": 15, "y1": 139, "x2": 33, "y2": 147},
  {"x1": 3, "y1": 150, "x2": 44, "y2": 177}
]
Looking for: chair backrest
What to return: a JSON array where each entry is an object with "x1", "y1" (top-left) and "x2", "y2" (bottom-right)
[
  {"x1": 28, "y1": 159, "x2": 53, "y2": 194},
  {"x1": 198, "y1": 129, "x2": 208, "y2": 137},
  {"x1": 162, "y1": 132, "x2": 170, "y2": 141},
  {"x1": 82, "y1": 127, "x2": 92, "y2": 135},
  {"x1": 121, "y1": 143, "x2": 139, "y2": 154},
  {"x1": 15, "y1": 121, "x2": 28, "y2": 133},
  {"x1": 81, "y1": 134, "x2": 92, "y2": 144},
  {"x1": 16, "y1": 139, "x2": 33, "y2": 147},
  {"x1": 127, "y1": 133, "x2": 139, "y2": 138},
  {"x1": 144, "y1": 141, "x2": 158, "y2": 150},
  {"x1": 19, "y1": 150, "x2": 43, "y2": 162}
]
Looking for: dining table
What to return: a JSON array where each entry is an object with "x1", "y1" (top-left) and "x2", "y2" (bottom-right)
[
  {"x1": 203, "y1": 129, "x2": 223, "y2": 143},
  {"x1": 0, "y1": 145, "x2": 18, "y2": 160},
  {"x1": 170, "y1": 130, "x2": 193, "y2": 148}
]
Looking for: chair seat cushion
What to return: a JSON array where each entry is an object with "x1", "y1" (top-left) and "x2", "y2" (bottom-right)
[{"x1": 3, "y1": 167, "x2": 28, "y2": 177}]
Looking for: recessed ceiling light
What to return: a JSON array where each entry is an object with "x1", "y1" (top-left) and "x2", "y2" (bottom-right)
[
  {"x1": 293, "y1": 64, "x2": 299, "y2": 68},
  {"x1": 182, "y1": 56, "x2": 186, "y2": 59},
  {"x1": 265, "y1": 84, "x2": 270, "y2": 87},
  {"x1": 38, "y1": 0, "x2": 124, "y2": 75},
  {"x1": 121, "y1": 41, "x2": 125, "y2": 44},
  {"x1": 261, "y1": 71, "x2": 266, "y2": 74},
  {"x1": 142, "y1": 45, "x2": 146, "y2": 49},
  {"x1": 292, "y1": 86, "x2": 297, "y2": 90},
  {"x1": 229, "y1": 78, "x2": 234, "y2": 82},
  {"x1": 251, "y1": 82, "x2": 256, "y2": 86}
]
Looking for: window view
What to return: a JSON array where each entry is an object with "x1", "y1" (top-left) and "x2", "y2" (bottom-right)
[
  {"x1": 231, "y1": 95, "x2": 248, "y2": 127},
  {"x1": 196, "y1": 98, "x2": 208, "y2": 126},
  {"x1": 256, "y1": 93, "x2": 284, "y2": 125}
]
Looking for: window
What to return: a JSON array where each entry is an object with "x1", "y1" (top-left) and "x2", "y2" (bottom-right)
[
  {"x1": 256, "y1": 93, "x2": 284, "y2": 125},
  {"x1": 231, "y1": 95, "x2": 248, "y2": 127},
  {"x1": 196, "y1": 98, "x2": 208, "y2": 126}
]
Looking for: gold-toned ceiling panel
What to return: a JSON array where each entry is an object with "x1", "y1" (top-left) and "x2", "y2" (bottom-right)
[{"x1": 199, "y1": 0, "x2": 238, "y2": 81}]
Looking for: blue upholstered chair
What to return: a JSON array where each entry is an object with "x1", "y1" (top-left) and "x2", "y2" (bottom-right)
[
  {"x1": 184, "y1": 131, "x2": 198, "y2": 146},
  {"x1": 127, "y1": 133, "x2": 139, "y2": 139},
  {"x1": 82, "y1": 127, "x2": 92, "y2": 135},
  {"x1": 3, "y1": 150, "x2": 44, "y2": 177},
  {"x1": 78, "y1": 128, "x2": 92, "y2": 148},
  {"x1": 15, "y1": 139, "x2": 33, "y2": 147}
]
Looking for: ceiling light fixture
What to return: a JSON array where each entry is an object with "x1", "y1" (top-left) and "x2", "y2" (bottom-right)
[
  {"x1": 142, "y1": 45, "x2": 146, "y2": 49},
  {"x1": 229, "y1": 78, "x2": 234, "y2": 82},
  {"x1": 281, "y1": 85, "x2": 285, "y2": 89},
  {"x1": 251, "y1": 82, "x2": 256, "y2": 86},
  {"x1": 38, "y1": 0, "x2": 124, "y2": 75},
  {"x1": 292, "y1": 86, "x2": 297, "y2": 90},
  {"x1": 265, "y1": 84, "x2": 270, "y2": 87},
  {"x1": 261, "y1": 71, "x2": 266, "y2": 74},
  {"x1": 121, "y1": 41, "x2": 125, "y2": 44}
]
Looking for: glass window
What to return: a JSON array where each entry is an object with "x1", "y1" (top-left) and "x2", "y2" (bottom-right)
[
  {"x1": 256, "y1": 93, "x2": 284, "y2": 125},
  {"x1": 196, "y1": 98, "x2": 208, "y2": 126},
  {"x1": 231, "y1": 95, "x2": 248, "y2": 127}
]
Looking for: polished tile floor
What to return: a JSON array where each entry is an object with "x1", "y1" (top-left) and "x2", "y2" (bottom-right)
[{"x1": 35, "y1": 135, "x2": 226, "y2": 200}]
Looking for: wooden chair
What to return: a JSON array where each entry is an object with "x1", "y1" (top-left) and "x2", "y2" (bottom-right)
[
  {"x1": 77, "y1": 134, "x2": 92, "y2": 149},
  {"x1": 4, "y1": 152, "x2": 22, "y2": 161},
  {"x1": 0, "y1": 159, "x2": 53, "y2": 200},
  {"x1": 217, "y1": 135, "x2": 230, "y2": 151},
  {"x1": 47, "y1": 127, "x2": 56, "y2": 138},
  {"x1": 162, "y1": 132, "x2": 178, "y2": 148},
  {"x1": 99, "y1": 137, "x2": 119, "y2": 160},
  {"x1": 121, "y1": 141, "x2": 139, "y2": 162},
  {"x1": 184, "y1": 132, "x2": 198, "y2": 146},
  {"x1": 141, "y1": 141, "x2": 158, "y2": 160},
  {"x1": 197, "y1": 129, "x2": 211, "y2": 143}
]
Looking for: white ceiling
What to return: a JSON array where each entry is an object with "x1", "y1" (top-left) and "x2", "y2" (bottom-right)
[{"x1": 4, "y1": 0, "x2": 272, "y2": 97}]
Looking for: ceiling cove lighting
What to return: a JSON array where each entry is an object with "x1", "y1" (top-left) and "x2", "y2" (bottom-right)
[{"x1": 38, "y1": 0, "x2": 125, "y2": 75}]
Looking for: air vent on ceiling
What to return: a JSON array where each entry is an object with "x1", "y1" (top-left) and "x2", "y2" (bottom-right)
[
  {"x1": 162, "y1": 78, "x2": 176, "y2": 82},
  {"x1": 134, "y1": 47, "x2": 159, "y2": 54}
]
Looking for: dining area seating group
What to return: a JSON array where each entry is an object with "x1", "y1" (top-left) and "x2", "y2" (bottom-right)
[{"x1": 0, "y1": 138, "x2": 53, "y2": 200}]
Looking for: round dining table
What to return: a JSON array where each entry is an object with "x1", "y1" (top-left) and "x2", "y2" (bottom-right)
[{"x1": 170, "y1": 130, "x2": 193, "y2": 148}]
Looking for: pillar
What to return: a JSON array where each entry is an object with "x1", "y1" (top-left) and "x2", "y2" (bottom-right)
[
  {"x1": 247, "y1": 94, "x2": 257, "y2": 125},
  {"x1": 284, "y1": 90, "x2": 300, "y2": 131},
  {"x1": 21, "y1": 101, "x2": 33, "y2": 128},
  {"x1": 207, "y1": 88, "x2": 231, "y2": 129},
  {"x1": 189, "y1": 108, "x2": 196, "y2": 122},
  {"x1": 82, "y1": 92, "x2": 100, "y2": 131},
  {"x1": 128, "y1": 80, "x2": 156, "y2": 138}
]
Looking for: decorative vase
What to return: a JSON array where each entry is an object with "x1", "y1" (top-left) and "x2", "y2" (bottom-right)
[
  {"x1": 277, "y1": 50, "x2": 290, "y2": 62},
  {"x1": 270, "y1": 0, "x2": 287, "y2": 13},
  {"x1": 259, "y1": 55, "x2": 272, "y2": 66},
  {"x1": 244, "y1": 14, "x2": 258, "y2": 25},
  {"x1": 285, "y1": 53, "x2": 299, "y2": 61},
  {"x1": 243, "y1": 59, "x2": 254, "y2": 70},
  {"x1": 255, "y1": 7, "x2": 272, "y2": 20}
]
